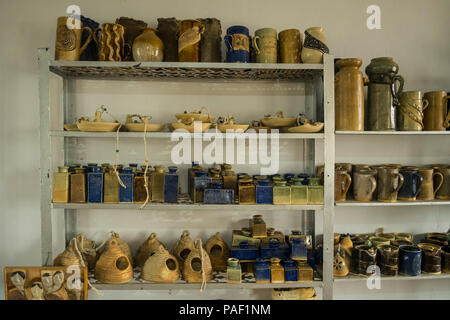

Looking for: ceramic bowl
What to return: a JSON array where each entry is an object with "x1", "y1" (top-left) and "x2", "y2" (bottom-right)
[
  {"x1": 287, "y1": 122, "x2": 324, "y2": 133},
  {"x1": 76, "y1": 120, "x2": 121, "y2": 132},
  {"x1": 217, "y1": 124, "x2": 249, "y2": 133},
  {"x1": 171, "y1": 122, "x2": 212, "y2": 133},
  {"x1": 123, "y1": 123, "x2": 166, "y2": 132},
  {"x1": 175, "y1": 113, "x2": 215, "y2": 123},
  {"x1": 261, "y1": 117, "x2": 297, "y2": 128}
]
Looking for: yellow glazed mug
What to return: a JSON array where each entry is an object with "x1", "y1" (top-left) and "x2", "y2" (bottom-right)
[
  {"x1": 55, "y1": 16, "x2": 93, "y2": 61},
  {"x1": 278, "y1": 29, "x2": 302, "y2": 63},
  {"x1": 423, "y1": 91, "x2": 450, "y2": 131},
  {"x1": 252, "y1": 28, "x2": 277, "y2": 63}
]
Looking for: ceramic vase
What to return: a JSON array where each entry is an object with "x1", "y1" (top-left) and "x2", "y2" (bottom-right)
[
  {"x1": 301, "y1": 27, "x2": 329, "y2": 64},
  {"x1": 132, "y1": 28, "x2": 164, "y2": 62}
]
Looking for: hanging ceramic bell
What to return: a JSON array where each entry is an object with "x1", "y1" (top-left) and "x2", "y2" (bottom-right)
[
  {"x1": 141, "y1": 245, "x2": 180, "y2": 283},
  {"x1": 205, "y1": 232, "x2": 230, "y2": 271},
  {"x1": 171, "y1": 230, "x2": 195, "y2": 269},
  {"x1": 182, "y1": 238, "x2": 213, "y2": 283},
  {"x1": 95, "y1": 239, "x2": 133, "y2": 284},
  {"x1": 104, "y1": 231, "x2": 134, "y2": 267},
  {"x1": 53, "y1": 239, "x2": 84, "y2": 267},
  {"x1": 333, "y1": 245, "x2": 350, "y2": 277},
  {"x1": 135, "y1": 233, "x2": 164, "y2": 268}
]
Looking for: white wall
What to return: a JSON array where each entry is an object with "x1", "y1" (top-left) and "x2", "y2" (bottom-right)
[{"x1": 1, "y1": 0, "x2": 450, "y2": 300}]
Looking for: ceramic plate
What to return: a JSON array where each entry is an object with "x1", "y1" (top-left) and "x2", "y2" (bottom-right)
[{"x1": 287, "y1": 122, "x2": 324, "y2": 133}]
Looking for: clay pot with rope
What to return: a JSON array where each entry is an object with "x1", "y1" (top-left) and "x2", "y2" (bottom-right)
[
  {"x1": 182, "y1": 238, "x2": 213, "y2": 285},
  {"x1": 171, "y1": 230, "x2": 195, "y2": 270},
  {"x1": 95, "y1": 239, "x2": 133, "y2": 284},
  {"x1": 141, "y1": 245, "x2": 180, "y2": 283}
]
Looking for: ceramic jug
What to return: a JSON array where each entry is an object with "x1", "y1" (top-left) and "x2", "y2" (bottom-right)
[
  {"x1": 157, "y1": 18, "x2": 180, "y2": 62},
  {"x1": 417, "y1": 167, "x2": 443, "y2": 201},
  {"x1": 335, "y1": 169, "x2": 351, "y2": 202},
  {"x1": 278, "y1": 29, "x2": 302, "y2": 63},
  {"x1": 253, "y1": 28, "x2": 278, "y2": 63},
  {"x1": 353, "y1": 169, "x2": 377, "y2": 201},
  {"x1": 423, "y1": 91, "x2": 450, "y2": 131},
  {"x1": 80, "y1": 16, "x2": 99, "y2": 61},
  {"x1": 178, "y1": 19, "x2": 204, "y2": 62},
  {"x1": 55, "y1": 16, "x2": 93, "y2": 61},
  {"x1": 224, "y1": 25, "x2": 250, "y2": 63},
  {"x1": 397, "y1": 91, "x2": 429, "y2": 131},
  {"x1": 366, "y1": 57, "x2": 404, "y2": 131},
  {"x1": 434, "y1": 166, "x2": 450, "y2": 200},
  {"x1": 398, "y1": 168, "x2": 423, "y2": 201},
  {"x1": 376, "y1": 166, "x2": 404, "y2": 202},
  {"x1": 335, "y1": 58, "x2": 366, "y2": 131},
  {"x1": 94, "y1": 23, "x2": 125, "y2": 61},
  {"x1": 116, "y1": 17, "x2": 148, "y2": 61},
  {"x1": 132, "y1": 28, "x2": 164, "y2": 62},
  {"x1": 301, "y1": 27, "x2": 329, "y2": 64},
  {"x1": 198, "y1": 18, "x2": 222, "y2": 62}
]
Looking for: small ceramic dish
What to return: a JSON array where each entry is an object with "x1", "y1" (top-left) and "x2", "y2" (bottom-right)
[
  {"x1": 287, "y1": 114, "x2": 324, "y2": 133},
  {"x1": 260, "y1": 111, "x2": 296, "y2": 128},
  {"x1": 64, "y1": 124, "x2": 79, "y2": 131},
  {"x1": 216, "y1": 115, "x2": 248, "y2": 133},
  {"x1": 175, "y1": 107, "x2": 214, "y2": 123},
  {"x1": 171, "y1": 122, "x2": 212, "y2": 133},
  {"x1": 76, "y1": 111, "x2": 121, "y2": 132},
  {"x1": 123, "y1": 114, "x2": 165, "y2": 132}
]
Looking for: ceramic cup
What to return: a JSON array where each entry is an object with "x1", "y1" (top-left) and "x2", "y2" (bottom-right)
[
  {"x1": 224, "y1": 25, "x2": 250, "y2": 63},
  {"x1": 433, "y1": 165, "x2": 450, "y2": 200},
  {"x1": 335, "y1": 169, "x2": 351, "y2": 202},
  {"x1": 278, "y1": 29, "x2": 302, "y2": 63},
  {"x1": 398, "y1": 245, "x2": 422, "y2": 276},
  {"x1": 353, "y1": 169, "x2": 377, "y2": 202},
  {"x1": 398, "y1": 168, "x2": 423, "y2": 201},
  {"x1": 423, "y1": 91, "x2": 450, "y2": 131},
  {"x1": 417, "y1": 167, "x2": 443, "y2": 201},
  {"x1": 55, "y1": 16, "x2": 93, "y2": 61},
  {"x1": 397, "y1": 91, "x2": 429, "y2": 131},
  {"x1": 376, "y1": 166, "x2": 404, "y2": 202},
  {"x1": 252, "y1": 28, "x2": 277, "y2": 63}
]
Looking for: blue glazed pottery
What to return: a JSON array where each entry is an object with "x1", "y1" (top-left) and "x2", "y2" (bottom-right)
[
  {"x1": 283, "y1": 259, "x2": 299, "y2": 282},
  {"x1": 129, "y1": 163, "x2": 139, "y2": 173},
  {"x1": 192, "y1": 170, "x2": 212, "y2": 203},
  {"x1": 204, "y1": 183, "x2": 234, "y2": 204},
  {"x1": 225, "y1": 26, "x2": 250, "y2": 63},
  {"x1": 80, "y1": 15, "x2": 99, "y2": 61},
  {"x1": 297, "y1": 173, "x2": 310, "y2": 185},
  {"x1": 87, "y1": 166, "x2": 103, "y2": 203},
  {"x1": 398, "y1": 245, "x2": 422, "y2": 276},
  {"x1": 307, "y1": 249, "x2": 315, "y2": 269},
  {"x1": 398, "y1": 168, "x2": 423, "y2": 201},
  {"x1": 164, "y1": 166, "x2": 178, "y2": 203},
  {"x1": 119, "y1": 167, "x2": 134, "y2": 203},
  {"x1": 256, "y1": 180, "x2": 273, "y2": 204},
  {"x1": 291, "y1": 238, "x2": 308, "y2": 261},
  {"x1": 261, "y1": 238, "x2": 290, "y2": 260},
  {"x1": 231, "y1": 241, "x2": 259, "y2": 261},
  {"x1": 254, "y1": 258, "x2": 271, "y2": 283},
  {"x1": 284, "y1": 173, "x2": 295, "y2": 183}
]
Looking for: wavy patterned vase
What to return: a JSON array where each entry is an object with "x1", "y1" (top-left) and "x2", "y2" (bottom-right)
[{"x1": 301, "y1": 27, "x2": 329, "y2": 64}]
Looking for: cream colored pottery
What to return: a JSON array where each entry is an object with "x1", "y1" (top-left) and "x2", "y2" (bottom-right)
[
  {"x1": 171, "y1": 122, "x2": 212, "y2": 133},
  {"x1": 261, "y1": 111, "x2": 296, "y2": 128},
  {"x1": 123, "y1": 114, "x2": 165, "y2": 132},
  {"x1": 217, "y1": 124, "x2": 249, "y2": 132},
  {"x1": 76, "y1": 111, "x2": 120, "y2": 132},
  {"x1": 301, "y1": 27, "x2": 328, "y2": 64},
  {"x1": 175, "y1": 110, "x2": 215, "y2": 123},
  {"x1": 64, "y1": 124, "x2": 79, "y2": 131},
  {"x1": 288, "y1": 122, "x2": 324, "y2": 133},
  {"x1": 132, "y1": 28, "x2": 164, "y2": 62}
]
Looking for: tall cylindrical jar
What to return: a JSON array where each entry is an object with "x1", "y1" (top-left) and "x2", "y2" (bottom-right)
[
  {"x1": 198, "y1": 18, "x2": 222, "y2": 62},
  {"x1": 335, "y1": 58, "x2": 365, "y2": 131},
  {"x1": 301, "y1": 27, "x2": 329, "y2": 64},
  {"x1": 365, "y1": 57, "x2": 404, "y2": 131},
  {"x1": 178, "y1": 19, "x2": 204, "y2": 62}
]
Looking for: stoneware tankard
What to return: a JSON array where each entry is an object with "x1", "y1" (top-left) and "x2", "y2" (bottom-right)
[
  {"x1": 55, "y1": 16, "x2": 93, "y2": 61},
  {"x1": 376, "y1": 166, "x2": 404, "y2": 202}
]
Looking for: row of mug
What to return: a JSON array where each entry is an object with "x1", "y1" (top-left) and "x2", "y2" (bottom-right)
[
  {"x1": 55, "y1": 15, "x2": 328, "y2": 64},
  {"x1": 316, "y1": 163, "x2": 450, "y2": 202}
]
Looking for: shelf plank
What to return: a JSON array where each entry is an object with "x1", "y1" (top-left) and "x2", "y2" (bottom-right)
[
  {"x1": 335, "y1": 200, "x2": 450, "y2": 207},
  {"x1": 51, "y1": 131, "x2": 324, "y2": 140},
  {"x1": 336, "y1": 131, "x2": 450, "y2": 135},
  {"x1": 49, "y1": 60, "x2": 323, "y2": 81},
  {"x1": 52, "y1": 202, "x2": 323, "y2": 211},
  {"x1": 334, "y1": 273, "x2": 450, "y2": 282}
]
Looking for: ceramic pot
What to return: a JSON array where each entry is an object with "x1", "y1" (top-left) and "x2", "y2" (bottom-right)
[
  {"x1": 116, "y1": 17, "x2": 148, "y2": 61},
  {"x1": 375, "y1": 166, "x2": 404, "y2": 202},
  {"x1": 301, "y1": 27, "x2": 329, "y2": 64},
  {"x1": 398, "y1": 245, "x2": 422, "y2": 276},
  {"x1": 351, "y1": 244, "x2": 377, "y2": 275},
  {"x1": 417, "y1": 167, "x2": 443, "y2": 200},
  {"x1": 335, "y1": 58, "x2": 366, "y2": 131},
  {"x1": 94, "y1": 239, "x2": 133, "y2": 284},
  {"x1": 141, "y1": 245, "x2": 180, "y2": 283},
  {"x1": 55, "y1": 16, "x2": 93, "y2": 61},
  {"x1": 205, "y1": 232, "x2": 230, "y2": 271},
  {"x1": 418, "y1": 243, "x2": 441, "y2": 274},
  {"x1": 132, "y1": 28, "x2": 164, "y2": 62},
  {"x1": 157, "y1": 18, "x2": 179, "y2": 62},
  {"x1": 333, "y1": 247, "x2": 349, "y2": 277},
  {"x1": 423, "y1": 91, "x2": 450, "y2": 131},
  {"x1": 171, "y1": 230, "x2": 195, "y2": 269},
  {"x1": 135, "y1": 233, "x2": 164, "y2": 268},
  {"x1": 224, "y1": 25, "x2": 250, "y2": 63},
  {"x1": 377, "y1": 245, "x2": 399, "y2": 276},
  {"x1": 182, "y1": 239, "x2": 213, "y2": 283},
  {"x1": 80, "y1": 16, "x2": 99, "y2": 61},
  {"x1": 335, "y1": 169, "x2": 351, "y2": 202},
  {"x1": 353, "y1": 169, "x2": 377, "y2": 201},
  {"x1": 397, "y1": 91, "x2": 429, "y2": 131},
  {"x1": 366, "y1": 57, "x2": 404, "y2": 131},
  {"x1": 94, "y1": 23, "x2": 125, "y2": 61},
  {"x1": 434, "y1": 166, "x2": 450, "y2": 200},
  {"x1": 178, "y1": 19, "x2": 204, "y2": 62},
  {"x1": 253, "y1": 28, "x2": 278, "y2": 63},
  {"x1": 398, "y1": 168, "x2": 423, "y2": 201},
  {"x1": 442, "y1": 245, "x2": 450, "y2": 273},
  {"x1": 104, "y1": 232, "x2": 133, "y2": 267},
  {"x1": 279, "y1": 29, "x2": 302, "y2": 63},
  {"x1": 198, "y1": 18, "x2": 222, "y2": 62}
]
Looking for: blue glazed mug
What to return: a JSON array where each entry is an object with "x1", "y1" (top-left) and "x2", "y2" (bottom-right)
[
  {"x1": 398, "y1": 245, "x2": 422, "y2": 276},
  {"x1": 225, "y1": 26, "x2": 250, "y2": 63},
  {"x1": 398, "y1": 168, "x2": 423, "y2": 201}
]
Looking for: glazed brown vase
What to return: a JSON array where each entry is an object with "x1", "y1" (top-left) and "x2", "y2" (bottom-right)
[
  {"x1": 55, "y1": 16, "x2": 93, "y2": 61},
  {"x1": 353, "y1": 169, "x2": 377, "y2": 202},
  {"x1": 417, "y1": 167, "x2": 443, "y2": 201},
  {"x1": 335, "y1": 169, "x2": 351, "y2": 202},
  {"x1": 423, "y1": 91, "x2": 450, "y2": 131},
  {"x1": 115, "y1": 17, "x2": 148, "y2": 61},
  {"x1": 335, "y1": 58, "x2": 366, "y2": 131},
  {"x1": 376, "y1": 166, "x2": 404, "y2": 202},
  {"x1": 198, "y1": 18, "x2": 222, "y2": 62},
  {"x1": 178, "y1": 19, "x2": 204, "y2": 62},
  {"x1": 132, "y1": 28, "x2": 164, "y2": 62},
  {"x1": 157, "y1": 18, "x2": 180, "y2": 62},
  {"x1": 278, "y1": 29, "x2": 302, "y2": 63}
]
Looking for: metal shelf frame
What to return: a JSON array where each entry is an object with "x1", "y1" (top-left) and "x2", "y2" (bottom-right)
[{"x1": 38, "y1": 48, "x2": 336, "y2": 299}]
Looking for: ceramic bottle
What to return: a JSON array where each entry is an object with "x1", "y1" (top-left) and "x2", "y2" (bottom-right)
[
  {"x1": 291, "y1": 238, "x2": 307, "y2": 261},
  {"x1": 301, "y1": 27, "x2": 329, "y2": 64},
  {"x1": 273, "y1": 180, "x2": 291, "y2": 205},
  {"x1": 87, "y1": 166, "x2": 103, "y2": 203},
  {"x1": 53, "y1": 166, "x2": 70, "y2": 203},
  {"x1": 335, "y1": 58, "x2": 366, "y2": 131},
  {"x1": 307, "y1": 177, "x2": 324, "y2": 204},
  {"x1": 151, "y1": 165, "x2": 165, "y2": 202},
  {"x1": 70, "y1": 167, "x2": 86, "y2": 203},
  {"x1": 119, "y1": 167, "x2": 134, "y2": 203},
  {"x1": 283, "y1": 260, "x2": 299, "y2": 283},
  {"x1": 164, "y1": 166, "x2": 178, "y2": 203},
  {"x1": 254, "y1": 258, "x2": 271, "y2": 283},
  {"x1": 192, "y1": 170, "x2": 211, "y2": 203},
  {"x1": 270, "y1": 258, "x2": 285, "y2": 283},
  {"x1": 251, "y1": 215, "x2": 267, "y2": 238},
  {"x1": 238, "y1": 178, "x2": 256, "y2": 204},
  {"x1": 297, "y1": 261, "x2": 314, "y2": 282},
  {"x1": 132, "y1": 28, "x2": 164, "y2": 62},
  {"x1": 226, "y1": 258, "x2": 242, "y2": 284},
  {"x1": 104, "y1": 167, "x2": 119, "y2": 203}
]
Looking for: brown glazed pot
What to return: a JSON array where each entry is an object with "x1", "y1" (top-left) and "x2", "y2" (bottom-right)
[
  {"x1": 423, "y1": 91, "x2": 450, "y2": 131},
  {"x1": 157, "y1": 18, "x2": 179, "y2": 62},
  {"x1": 376, "y1": 166, "x2": 404, "y2": 202},
  {"x1": 198, "y1": 18, "x2": 222, "y2": 62},
  {"x1": 335, "y1": 169, "x2": 351, "y2": 202},
  {"x1": 278, "y1": 29, "x2": 302, "y2": 63},
  {"x1": 417, "y1": 167, "x2": 443, "y2": 201},
  {"x1": 335, "y1": 58, "x2": 366, "y2": 131}
]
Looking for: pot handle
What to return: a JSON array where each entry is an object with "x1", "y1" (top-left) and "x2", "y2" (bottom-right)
[
  {"x1": 422, "y1": 98, "x2": 429, "y2": 112},
  {"x1": 341, "y1": 172, "x2": 352, "y2": 196},
  {"x1": 224, "y1": 35, "x2": 232, "y2": 50},
  {"x1": 369, "y1": 175, "x2": 377, "y2": 195},
  {"x1": 412, "y1": 172, "x2": 423, "y2": 198},
  {"x1": 392, "y1": 75, "x2": 404, "y2": 98},
  {"x1": 444, "y1": 95, "x2": 450, "y2": 128},
  {"x1": 433, "y1": 171, "x2": 444, "y2": 196},
  {"x1": 79, "y1": 27, "x2": 93, "y2": 55},
  {"x1": 392, "y1": 173, "x2": 404, "y2": 193},
  {"x1": 252, "y1": 35, "x2": 261, "y2": 55}
]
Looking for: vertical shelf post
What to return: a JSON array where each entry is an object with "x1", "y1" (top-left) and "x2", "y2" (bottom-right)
[
  {"x1": 38, "y1": 48, "x2": 53, "y2": 265},
  {"x1": 322, "y1": 53, "x2": 335, "y2": 299}
]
